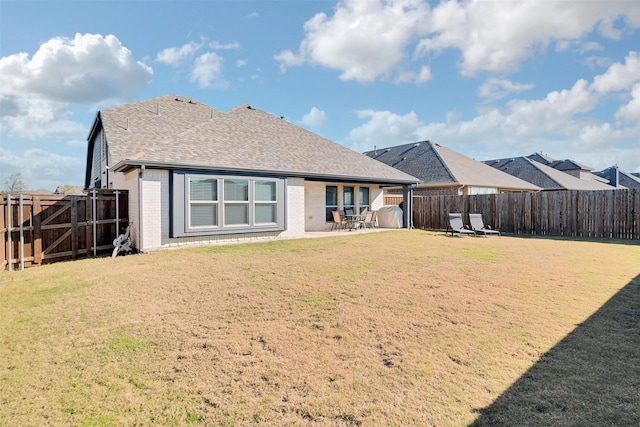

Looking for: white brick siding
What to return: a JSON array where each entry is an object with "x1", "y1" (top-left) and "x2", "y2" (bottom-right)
[{"x1": 112, "y1": 169, "x2": 140, "y2": 249}]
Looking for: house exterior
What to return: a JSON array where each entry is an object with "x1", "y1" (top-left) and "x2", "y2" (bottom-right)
[
  {"x1": 484, "y1": 157, "x2": 613, "y2": 191},
  {"x1": 364, "y1": 141, "x2": 541, "y2": 196},
  {"x1": 84, "y1": 95, "x2": 418, "y2": 252}
]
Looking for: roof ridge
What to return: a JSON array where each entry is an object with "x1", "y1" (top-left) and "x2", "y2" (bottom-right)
[{"x1": 429, "y1": 141, "x2": 458, "y2": 183}]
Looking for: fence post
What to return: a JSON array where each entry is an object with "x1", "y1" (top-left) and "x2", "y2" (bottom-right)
[
  {"x1": 7, "y1": 195, "x2": 12, "y2": 271},
  {"x1": 92, "y1": 188, "x2": 97, "y2": 256},
  {"x1": 19, "y1": 194, "x2": 24, "y2": 270},
  {"x1": 115, "y1": 189, "x2": 120, "y2": 235}
]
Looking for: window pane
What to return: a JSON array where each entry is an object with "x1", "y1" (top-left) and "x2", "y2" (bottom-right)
[
  {"x1": 225, "y1": 204, "x2": 248, "y2": 225},
  {"x1": 191, "y1": 204, "x2": 217, "y2": 227},
  {"x1": 255, "y1": 181, "x2": 276, "y2": 201},
  {"x1": 343, "y1": 186, "x2": 354, "y2": 207},
  {"x1": 359, "y1": 187, "x2": 369, "y2": 205},
  {"x1": 326, "y1": 186, "x2": 338, "y2": 221},
  {"x1": 224, "y1": 179, "x2": 248, "y2": 201},
  {"x1": 326, "y1": 186, "x2": 338, "y2": 205},
  {"x1": 255, "y1": 204, "x2": 276, "y2": 223},
  {"x1": 190, "y1": 178, "x2": 217, "y2": 201}
]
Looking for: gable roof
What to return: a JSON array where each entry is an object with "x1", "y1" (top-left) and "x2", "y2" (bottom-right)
[
  {"x1": 485, "y1": 157, "x2": 613, "y2": 190},
  {"x1": 364, "y1": 141, "x2": 540, "y2": 191},
  {"x1": 526, "y1": 152, "x2": 555, "y2": 165},
  {"x1": 94, "y1": 94, "x2": 417, "y2": 185}
]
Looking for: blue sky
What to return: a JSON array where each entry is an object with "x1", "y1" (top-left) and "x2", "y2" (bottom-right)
[{"x1": 1, "y1": 0, "x2": 639, "y2": 191}]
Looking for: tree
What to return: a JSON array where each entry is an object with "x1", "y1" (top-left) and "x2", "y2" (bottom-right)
[{"x1": 3, "y1": 172, "x2": 26, "y2": 193}]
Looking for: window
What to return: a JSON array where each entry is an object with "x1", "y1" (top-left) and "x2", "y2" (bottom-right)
[
  {"x1": 469, "y1": 187, "x2": 498, "y2": 195},
  {"x1": 255, "y1": 181, "x2": 277, "y2": 224},
  {"x1": 326, "y1": 186, "x2": 338, "y2": 221},
  {"x1": 173, "y1": 172, "x2": 285, "y2": 237},
  {"x1": 358, "y1": 187, "x2": 370, "y2": 213},
  {"x1": 343, "y1": 186, "x2": 354, "y2": 213},
  {"x1": 224, "y1": 179, "x2": 249, "y2": 225},
  {"x1": 189, "y1": 178, "x2": 218, "y2": 227}
]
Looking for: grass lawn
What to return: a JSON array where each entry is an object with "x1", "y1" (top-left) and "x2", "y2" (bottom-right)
[{"x1": 1, "y1": 230, "x2": 639, "y2": 426}]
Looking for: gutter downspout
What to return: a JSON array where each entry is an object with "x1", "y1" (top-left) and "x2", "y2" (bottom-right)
[{"x1": 138, "y1": 165, "x2": 145, "y2": 253}]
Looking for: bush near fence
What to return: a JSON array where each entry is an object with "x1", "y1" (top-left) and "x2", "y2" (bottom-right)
[
  {"x1": 1, "y1": 190, "x2": 129, "y2": 272},
  {"x1": 386, "y1": 189, "x2": 640, "y2": 239}
]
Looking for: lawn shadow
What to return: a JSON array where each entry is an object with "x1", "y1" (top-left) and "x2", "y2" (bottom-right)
[{"x1": 471, "y1": 273, "x2": 640, "y2": 426}]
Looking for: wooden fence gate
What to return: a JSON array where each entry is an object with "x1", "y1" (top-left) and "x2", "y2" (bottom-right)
[{"x1": 1, "y1": 190, "x2": 129, "y2": 272}]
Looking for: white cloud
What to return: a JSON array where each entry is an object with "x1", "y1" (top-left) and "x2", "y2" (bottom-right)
[
  {"x1": 275, "y1": 0, "x2": 430, "y2": 83},
  {"x1": 299, "y1": 107, "x2": 328, "y2": 130},
  {"x1": 395, "y1": 65, "x2": 432, "y2": 84},
  {"x1": 191, "y1": 52, "x2": 228, "y2": 89},
  {"x1": 274, "y1": 50, "x2": 304, "y2": 73},
  {"x1": 0, "y1": 147, "x2": 85, "y2": 191},
  {"x1": 577, "y1": 41, "x2": 604, "y2": 54},
  {"x1": 478, "y1": 78, "x2": 534, "y2": 102},
  {"x1": 615, "y1": 83, "x2": 640, "y2": 124},
  {"x1": 591, "y1": 51, "x2": 640, "y2": 93},
  {"x1": 276, "y1": 1, "x2": 639, "y2": 82},
  {"x1": 236, "y1": 59, "x2": 247, "y2": 67},
  {"x1": 0, "y1": 95, "x2": 85, "y2": 139},
  {"x1": 0, "y1": 33, "x2": 150, "y2": 140},
  {"x1": 0, "y1": 33, "x2": 153, "y2": 105},
  {"x1": 346, "y1": 109, "x2": 426, "y2": 152},
  {"x1": 209, "y1": 41, "x2": 240, "y2": 50},
  {"x1": 156, "y1": 41, "x2": 203, "y2": 66},
  {"x1": 417, "y1": 0, "x2": 639, "y2": 76}
]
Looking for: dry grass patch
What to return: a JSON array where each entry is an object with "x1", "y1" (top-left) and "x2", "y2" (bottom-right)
[{"x1": 1, "y1": 230, "x2": 639, "y2": 426}]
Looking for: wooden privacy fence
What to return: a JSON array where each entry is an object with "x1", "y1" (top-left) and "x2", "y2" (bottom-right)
[
  {"x1": 1, "y1": 189, "x2": 129, "y2": 272},
  {"x1": 386, "y1": 189, "x2": 640, "y2": 239}
]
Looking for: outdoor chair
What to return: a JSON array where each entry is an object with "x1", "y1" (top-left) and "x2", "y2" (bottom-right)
[
  {"x1": 361, "y1": 210, "x2": 375, "y2": 230},
  {"x1": 446, "y1": 213, "x2": 476, "y2": 237},
  {"x1": 469, "y1": 213, "x2": 501, "y2": 237},
  {"x1": 331, "y1": 210, "x2": 348, "y2": 231}
]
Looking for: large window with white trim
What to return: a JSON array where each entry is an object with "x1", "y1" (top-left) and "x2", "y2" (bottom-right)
[{"x1": 173, "y1": 172, "x2": 285, "y2": 237}]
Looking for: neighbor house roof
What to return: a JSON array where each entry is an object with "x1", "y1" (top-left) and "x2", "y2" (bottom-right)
[
  {"x1": 363, "y1": 141, "x2": 540, "y2": 191},
  {"x1": 95, "y1": 94, "x2": 418, "y2": 185},
  {"x1": 547, "y1": 159, "x2": 592, "y2": 172},
  {"x1": 485, "y1": 157, "x2": 613, "y2": 190},
  {"x1": 593, "y1": 167, "x2": 640, "y2": 189}
]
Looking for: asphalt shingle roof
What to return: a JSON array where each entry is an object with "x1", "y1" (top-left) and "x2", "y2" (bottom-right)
[
  {"x1": 485, "y1": 157, "x2": 613, "y2": 190},
  {"x1": 100, "y1": 95, "x2": 418, "y2": 184},
  {"x1": 593, "y1": 167, "x2": 640, "y2": 189},
  {"x1": 364, "y1": 141, "x2": 540, "y2": 191}
]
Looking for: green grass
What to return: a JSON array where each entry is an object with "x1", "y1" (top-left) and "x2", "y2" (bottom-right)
[{"x1": 1, "y1": 230, "x2": 639, "y2": 426}]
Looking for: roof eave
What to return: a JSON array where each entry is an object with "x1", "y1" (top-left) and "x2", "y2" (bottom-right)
[{"x1": 111, "y1": 159, "x2": 419, "y2": 186}]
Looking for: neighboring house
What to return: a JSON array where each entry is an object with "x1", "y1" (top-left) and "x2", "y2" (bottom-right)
[
  {"x1": 593, "y1": 166, "x2": 640, "y2": 189},
  {"x1": 484, "y1": 157, "x2": 613, "y2": 191},
  {"x1": 364, "y1": 141, "x2": 540, "y2": 196},
  {"x1": 84, "y1": 94, "x2": 418, "y2": 251}
]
